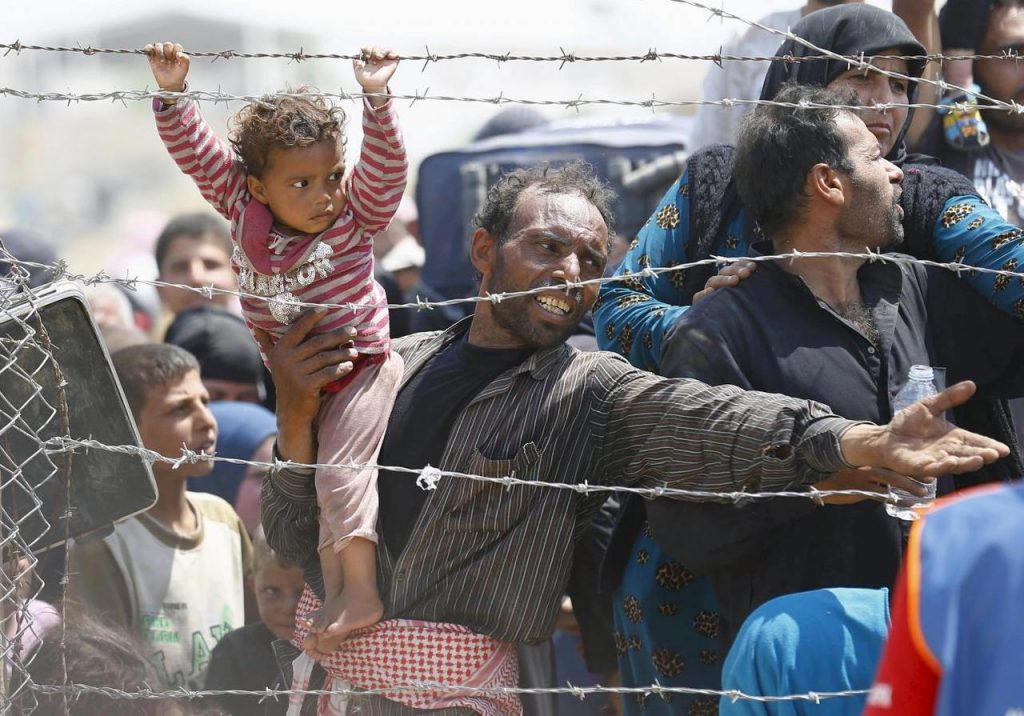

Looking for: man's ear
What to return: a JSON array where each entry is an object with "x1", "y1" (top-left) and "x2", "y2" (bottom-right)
[
  {"x1": 247, "y1": 174, "x2": 269, "y2": 205},
  {"x1": 807, "y1": 163, "x2": 845, "y2": 208},
  {"x1": 470, "y1": 227, "x2": 498, "y2": 284}
]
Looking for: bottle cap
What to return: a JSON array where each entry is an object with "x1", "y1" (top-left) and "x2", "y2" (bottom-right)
[{"x1": 908, "y1": 365, "x2": 934, "y2": 381}]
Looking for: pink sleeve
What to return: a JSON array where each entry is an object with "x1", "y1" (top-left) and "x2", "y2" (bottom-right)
[
  {"x1": 347, "y1": 97, "x2": 408, "y2": 235},
  {"x1": 153, "y1": 98, "x2": 248, "y2": 220}
]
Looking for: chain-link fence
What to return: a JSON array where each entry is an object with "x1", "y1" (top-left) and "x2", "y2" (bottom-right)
[{"x1": 0, "y1": 258, "x2": 67, "y2": 714}]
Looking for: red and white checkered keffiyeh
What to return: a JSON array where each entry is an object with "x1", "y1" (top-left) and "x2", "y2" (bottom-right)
[{"x1": 287, "y1": 585, "x2": 522, "y2": 716}]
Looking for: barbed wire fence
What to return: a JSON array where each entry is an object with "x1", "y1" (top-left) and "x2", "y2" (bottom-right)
[
  {"x1": 0, "y1": 0, "x2": 1017, "y2": 710},
  {"x1": 0, "y1": 240, "x2": 1015, "y2": 710},
  {"x1": 0, "y1": 259, "x2": 75, "y2": 715}
]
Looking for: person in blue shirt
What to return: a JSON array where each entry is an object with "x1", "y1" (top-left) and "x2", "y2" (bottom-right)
[
  {"x1": 866, "y1": 483, "x2": 1024, "y2": 716},
  {"x1": 595, "y1": 5, "x2": 1024, "y2": 713}
]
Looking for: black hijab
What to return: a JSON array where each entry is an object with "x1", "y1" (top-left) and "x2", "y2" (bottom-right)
[{"x1": 759, "y1": 4, "x2": 927, "y2": 165}]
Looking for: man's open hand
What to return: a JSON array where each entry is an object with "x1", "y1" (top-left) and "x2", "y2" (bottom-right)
[{"x1": 840, "y1": 380, "x2": 1009, "y2": 477}]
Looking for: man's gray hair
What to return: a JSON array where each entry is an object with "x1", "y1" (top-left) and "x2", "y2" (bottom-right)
[{"x1": 472, "y1": 162, "x2": 617, "y2": 245}]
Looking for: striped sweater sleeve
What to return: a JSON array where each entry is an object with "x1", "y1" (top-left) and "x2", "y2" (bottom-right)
[
  {"x1": 153, "y1": 98, "x2": 248, "y2": 220},
  {"x1": 347, "y1": 98, "x2": 408, "y2": 235}
]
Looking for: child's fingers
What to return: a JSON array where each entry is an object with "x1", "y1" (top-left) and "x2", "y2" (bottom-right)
[
  {"x1": 360, "y1": 46, "x2": 395, "y2": 64},
  {"x1": 148, "y1": 42, "x2": 185, "y2": 63},
  {"x1": 145, "y1": 42, "x2": 184, "y2": 63}
]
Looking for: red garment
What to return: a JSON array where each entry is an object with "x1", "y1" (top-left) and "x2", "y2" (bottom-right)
[
  {"x1": 864, "y1": 533, "x2": 939, "y2": 714},
  {"x1": 288, "y1": 586, "x2": 522, "y2": 716}
]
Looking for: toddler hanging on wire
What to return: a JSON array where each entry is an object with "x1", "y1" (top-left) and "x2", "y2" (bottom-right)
[{"x1": 145, "y1": 42, "x2": 406, "y2": 653}]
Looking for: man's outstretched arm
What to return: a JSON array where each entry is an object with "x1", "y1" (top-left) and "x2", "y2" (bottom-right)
[{"x1": 598, "y1": 361, "x2": 1007, "y2": 494}]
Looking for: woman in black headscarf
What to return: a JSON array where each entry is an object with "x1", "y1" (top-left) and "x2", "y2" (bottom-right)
[
  {"x1": 758, "y1": 4, "x2": 926, "y2": 164},
  {"x1": 593, "y1": 5, "x2": 1024, "y2": 713}
]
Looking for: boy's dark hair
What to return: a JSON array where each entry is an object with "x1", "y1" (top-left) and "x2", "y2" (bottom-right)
[
  {"x1": 472, "y1": 162, "x2": 617, "y2": 246},
  {"x1": 112, "y1": 343, "x2": 199, "y2": 421},
  {"x1": 18, "y1": 613, "x2": 175, "y2": 715},
  {"x1": 733, "y1": 83, "x2": 857, "y2": 238},
  {"x1": 229, "y1": 87, "x2": 345, "y2": 178},
  {"x1": 154, "y1": 212, "x2": 231, "y2": 272}
]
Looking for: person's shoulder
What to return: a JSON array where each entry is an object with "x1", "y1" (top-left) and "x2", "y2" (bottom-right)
[
  {"x1": 564, "y1": 347, "x2": 644, "y2": 383},
  {"x1": 684, "y1": 266, "x2": 772, "y2": 322},
  {"x1": 212, "y1": 622, "x2": 273, "y2": 655},
  {"x1": 97, "y1": 513, "x2": 150, "y2": 549},
  {"x1": 901, "y1": 161, "x2": 979, "y2": 202},
  {"x1": 69, "y1": 529, "x2": 119, "y2": 561},
  {"x1": 917, "y1": 484, "x2": 1024, "y2": 587},
  {"x1": 723, "y1": 8, "x2": 799, "y2": 53},
  {"x1": 689, "y1": 143, "x2": 735, "y2": 168},
  {"x1": 926, "y1": 483, "x2": 1024, "y2": 533},
  {"x1": 188, "y1": 491, "x2": 244, "y2": 530},
  {"x1": 393, "y1": 328, "x2": 446, "y2": 355},
  {"x1": 889, "y1": 250, "x2": 966, "y2": 297},
  {"x1": 741, "y1": 8, "x2": 802, "y2": 43}
]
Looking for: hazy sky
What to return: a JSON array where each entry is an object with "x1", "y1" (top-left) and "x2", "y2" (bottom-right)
[{"x1": 8, "y1": 0, "x2": 864, "y2": 53}]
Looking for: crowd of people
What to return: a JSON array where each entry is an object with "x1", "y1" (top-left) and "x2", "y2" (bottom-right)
[{"x1": 1, "y1": 0, "x2": 1022, "y2": 714}]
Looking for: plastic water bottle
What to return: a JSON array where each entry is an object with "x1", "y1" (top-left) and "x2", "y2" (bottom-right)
[{"x1": 885, "y1": 365, "x2": 939, "y2": 520}]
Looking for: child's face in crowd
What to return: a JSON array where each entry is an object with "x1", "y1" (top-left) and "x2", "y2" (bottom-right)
[
  {"x1": 247, "y1": 139, "x2": 346, "y2": 236},
  {"x1": 254, "y1": 558, "x2": 305, "y2": 641},
  {"x1": 138, "y1": 369, "x2": 218, "y2": 481},
  {"x1": 156, "y1": 235, "x2": 236, "y2": 315}
]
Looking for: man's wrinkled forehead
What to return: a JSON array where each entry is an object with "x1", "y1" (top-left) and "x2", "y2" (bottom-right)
[{"x1": 510, "y1": 187, "x2": 610, "y2": 252}]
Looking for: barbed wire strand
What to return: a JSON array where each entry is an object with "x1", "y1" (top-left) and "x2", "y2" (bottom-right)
[
  {"x1": 0, "y1": 86, "x2": 1013, "y2": 116},
  {"x1": 1, "y1": 40, "x2": 1019, "y2": 65},
  {"x1": 41, "y1": 436, "x2": 906, "y2": 506},
  {"x1": 0, "y1": 246, "x2": 1014, "y2": 316},
  {"x1": 4, "y1": 249, "x2": 986, "y2": 507},
  {"x1": 30, "y1": 680, "x2": 869, "y2": 704}
]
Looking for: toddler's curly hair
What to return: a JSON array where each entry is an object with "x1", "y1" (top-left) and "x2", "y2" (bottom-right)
[{"x1": 228, "y1": 86, "x2": 346, "y2": 177}]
